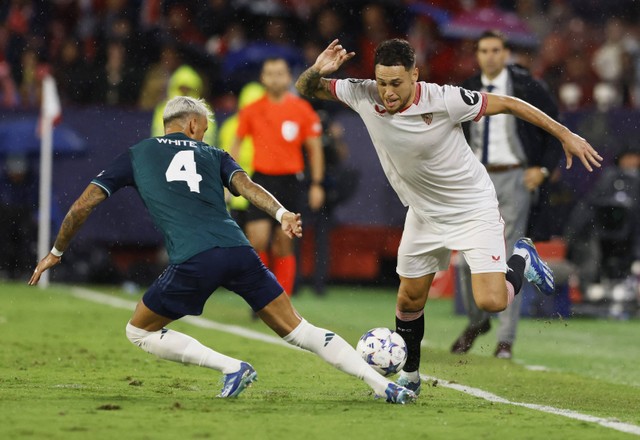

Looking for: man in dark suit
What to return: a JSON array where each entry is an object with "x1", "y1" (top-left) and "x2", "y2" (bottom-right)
[{"x1": 451, "y1": 30, "x2": 563, "y2": 359}]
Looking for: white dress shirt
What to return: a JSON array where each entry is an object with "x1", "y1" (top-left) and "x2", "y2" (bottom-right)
[{"x1": 472, "y1": 68, "x2": 522, "y2": 166}]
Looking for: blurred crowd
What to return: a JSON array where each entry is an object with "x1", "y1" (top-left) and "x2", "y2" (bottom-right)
[{"x1": 1, "y1": 0, "x2": 640, "y2": 112}]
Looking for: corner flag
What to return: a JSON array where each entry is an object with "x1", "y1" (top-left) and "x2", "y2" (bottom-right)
[{"x1": 37, "y1": 73, "x2": 62, "y2": 288}]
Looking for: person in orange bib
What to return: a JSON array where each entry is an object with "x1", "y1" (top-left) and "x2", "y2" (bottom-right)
[{"x1": 231, "y1": 57, "x2": 324, "y2": 295}]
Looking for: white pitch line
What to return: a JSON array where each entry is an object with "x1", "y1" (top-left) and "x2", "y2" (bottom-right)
[
  {"x1": 421, "y1": 375, "x2": 640, "y2": 436},
  {"x1": 70, "y1": 287, "x2": 640, "y2": 436}
]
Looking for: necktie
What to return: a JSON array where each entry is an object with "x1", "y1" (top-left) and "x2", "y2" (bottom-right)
[{"x1": 481, "y1": 84, "x2": 495, "y2": 165}]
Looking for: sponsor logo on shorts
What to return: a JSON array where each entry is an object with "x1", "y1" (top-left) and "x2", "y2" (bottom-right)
[{"x1": 492, "y1": 255, "x2": 501, "y2": 262}]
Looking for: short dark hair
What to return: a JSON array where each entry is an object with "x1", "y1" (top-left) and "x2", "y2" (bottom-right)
[
  {"x1": 374, "y1": 39, "x2": 415, "y2": 70},
  {"x1": 262, "y1": 57, "x2": 290, "y2": 71},
  {"x1": 477, "y1": 30, "x2": 509, "y2": 50}
]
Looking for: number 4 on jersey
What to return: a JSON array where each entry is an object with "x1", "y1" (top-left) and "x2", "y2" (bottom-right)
[{"x1": 165, "y1": 150, "x2": 202, "y2": 193}]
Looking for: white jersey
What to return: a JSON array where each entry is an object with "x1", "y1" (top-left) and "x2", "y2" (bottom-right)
[{"x1": 332, "y1": 79, "x2": 498, "y2": 221}]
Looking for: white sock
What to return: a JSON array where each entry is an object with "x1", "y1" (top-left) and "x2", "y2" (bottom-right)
[
  {"x1": 400, "y1": 369, "x2": 420, "y2": 382},
  {"x1": 513, "y1": 247, "x2": 531, "y2": 272},
  {"x1": 125, "y1": 322, "x2": 242, "y2": 374},
  {"x1": 283, "y1": 319, "x2": 390, "y2": 396}
]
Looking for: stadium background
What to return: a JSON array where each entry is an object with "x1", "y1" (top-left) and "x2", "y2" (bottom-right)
[{"x1": 0, "y1": 0, "x2": 639, "y2": 311}]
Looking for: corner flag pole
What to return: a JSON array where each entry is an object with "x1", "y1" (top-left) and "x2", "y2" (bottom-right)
[{"x1": 37, "y1": 74, "x2": 61, "y2": 289}]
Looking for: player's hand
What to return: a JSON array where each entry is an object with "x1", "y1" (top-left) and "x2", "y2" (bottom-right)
[
  {"x1": 281, "y1": 212, "x2": 303, "y2": 239},
  {"x1": 28, "y1": 253, "x2": 61, "y2": 285},
  {"x1": 561, "y1": 132, "x2": 603, "y2": 171},
  {"x1": 308, "y1": 183, "x2": 325, "y2": 211},
  {"x1": 313, "y1": 39, "x2": 356, "y2": 76}
]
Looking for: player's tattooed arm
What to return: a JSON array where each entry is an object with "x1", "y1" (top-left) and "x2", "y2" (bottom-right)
[
  {"x1": 29, "y1": 183, "x2": 107, "y2": 285},
  {"x1": 54, "y1": 184, "x2": 107, "y2": 252},
  {"x1": 230, "y1": 172, "x2": 283, "y2": 219},
  {"x1": 296, "y1": 39, "x2": 354, "y2": 100},
  {"x1": 295, "y1": 68, "x2": 336, "y2": 101}
]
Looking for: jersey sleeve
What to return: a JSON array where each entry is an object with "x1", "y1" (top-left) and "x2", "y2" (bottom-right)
[
  {"x1": 91, "y1": 151, "x2": 135, "y2": 197},
  {"x1": 443, "y1": 85, "x2": 487, "y2": 124},
  {"x1": 332, "y1": 78, "x2": 372, "y2": 111},
  {"x1": 220, "y1": 151, "x2": 245, "y2": 196}
]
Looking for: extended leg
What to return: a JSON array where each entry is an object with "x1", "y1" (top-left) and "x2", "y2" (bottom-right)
[
  {"x1": 126, "y1": 301, "x2": 253, "y2": 397},
  {"x1": 258, "y1": 293, "x2": 415, "y2": 403}
]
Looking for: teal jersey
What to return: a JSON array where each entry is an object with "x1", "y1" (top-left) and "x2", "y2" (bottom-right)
[{"x1": 92, "y1": 132, "x2": 250, "y2": 263}]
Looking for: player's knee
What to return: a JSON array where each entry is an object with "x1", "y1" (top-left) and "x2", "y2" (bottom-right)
[
  {"x1": 475, "y1": 294, "x2": 507, "y2": 313},
  {"x1": 396, "y1": 288, "x2": 425, "y2": 311},
  {"x1": 125, "y1": 322, "x2": 150, "y2": 348}
]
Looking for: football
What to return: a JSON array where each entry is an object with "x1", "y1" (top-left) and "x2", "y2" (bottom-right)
[{"x1": 356, "y1": 327, "x2": 407, "y2": 377}]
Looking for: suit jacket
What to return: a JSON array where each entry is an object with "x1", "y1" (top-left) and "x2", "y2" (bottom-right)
[
  {"x1": 461, "y1": 64, "x2": 562, "y2": 171},
  {"x1": 460, "y1": 65, "x2": 563, "y2": 240}
]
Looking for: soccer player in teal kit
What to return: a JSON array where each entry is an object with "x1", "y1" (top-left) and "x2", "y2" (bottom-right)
[{"x1": 29, "y1": 96, "x2": 415, "y2": 403}]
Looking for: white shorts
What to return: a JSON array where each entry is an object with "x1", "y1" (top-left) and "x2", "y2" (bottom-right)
[{"x1": 396, "y1": 207, "x2": 507, "y2": 278}]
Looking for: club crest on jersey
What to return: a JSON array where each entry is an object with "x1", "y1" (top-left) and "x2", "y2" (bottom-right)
[
  {"x1": 374, "y1": 104, "x2": 387, "y2": 115},
  {"x1": 421, "y1": 113, "x2": 433, "y2": 125}
]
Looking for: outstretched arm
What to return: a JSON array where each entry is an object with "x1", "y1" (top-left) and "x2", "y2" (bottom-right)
[
  {"x1": 29, "y1": 184, "x2": 107, "y2": 285},
  {"x1": 295, "y1": 39, "x2": 355, "y2": 100},
  {"x1": 484, "y1": 94, "x2": 603, "y2": 171},
  {"x1": 230, "y1": 172, "x2": 302, "y2": 239}
]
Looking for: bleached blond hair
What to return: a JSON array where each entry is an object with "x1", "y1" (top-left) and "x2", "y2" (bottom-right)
[{"x1": 162, "y1": 96, "x2": 214, "y2": 126}]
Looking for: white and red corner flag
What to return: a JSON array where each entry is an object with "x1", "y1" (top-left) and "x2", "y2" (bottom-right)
[
  {"x1": 41, "y1": 73, "x2": 62, "y2": 123},
  {"x1": 37, "y1": 72, "x2": 62, "y2": 288}
]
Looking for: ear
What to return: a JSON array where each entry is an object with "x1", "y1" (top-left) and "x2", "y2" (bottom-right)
[
  {"x1": 412, "y1": 66, "x2": 419, "y2": 82},
  {"x1": 188, "y1": 116, "x2": 198, "y2": 136}
]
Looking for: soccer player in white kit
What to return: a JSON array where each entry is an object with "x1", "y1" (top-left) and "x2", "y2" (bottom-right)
[{"x1": 296, "y1": 39, "x2": 603, "y2": 395}]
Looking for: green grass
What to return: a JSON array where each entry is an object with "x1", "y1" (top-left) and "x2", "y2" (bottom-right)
[{"x1": 1, "y1": 280, "x2": 639, "y2": 439}]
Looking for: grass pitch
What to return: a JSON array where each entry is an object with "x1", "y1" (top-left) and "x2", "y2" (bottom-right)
[{"x1": 1, "y1": 281, "x2": 639, "y2": 439}]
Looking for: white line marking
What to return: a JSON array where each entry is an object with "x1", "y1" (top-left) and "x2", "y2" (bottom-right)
[
  {"x1": 523, "y1": 364, "x2": 552, "y2": 372},
  {"x1": 70, "y1": 287, "x2": 640, "y2": 436},
  {"x1": 421, "y1": 375, "x2": 640, "y2": 436}
]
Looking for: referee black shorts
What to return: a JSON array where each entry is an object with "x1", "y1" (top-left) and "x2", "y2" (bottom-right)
[{"x1": 246, "y1": 172, "x2": 304, "y2": 222}]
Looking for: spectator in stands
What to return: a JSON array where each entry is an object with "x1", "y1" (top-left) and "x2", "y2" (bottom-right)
[
  {"x1": 165, "y1": 3, "x2": 206, "y2": 47},
  {"x1": 0, "y1": 59, "x2": 18, "y2": 108},
  {"x1": 53, "y1": 38, "x2": 94, "y2": 105},
  {"x1": 16, "y1": 46, "x2": 39, "y2": 107},
  {"x1": 138, "y1": 44, "x2": 182, "y2": 111},
  {"x1": 311, "y1": 6, "x2": 354, "y2": 53},
  {"x1": 151, "y1": 64, "x2": 216, "y2": 145},
  {"x1": 352, "y1": 3, "x2": 393, "y2": 78},
  {"x1": 592, "y1": 17, "x2": 633, "y2": 105},
  {"x1": 197, "y1": 0, "x2": 237, "y2": 39},
  {"x1": 94, "y1": 39, "x2": 141, "y2": 107}
]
